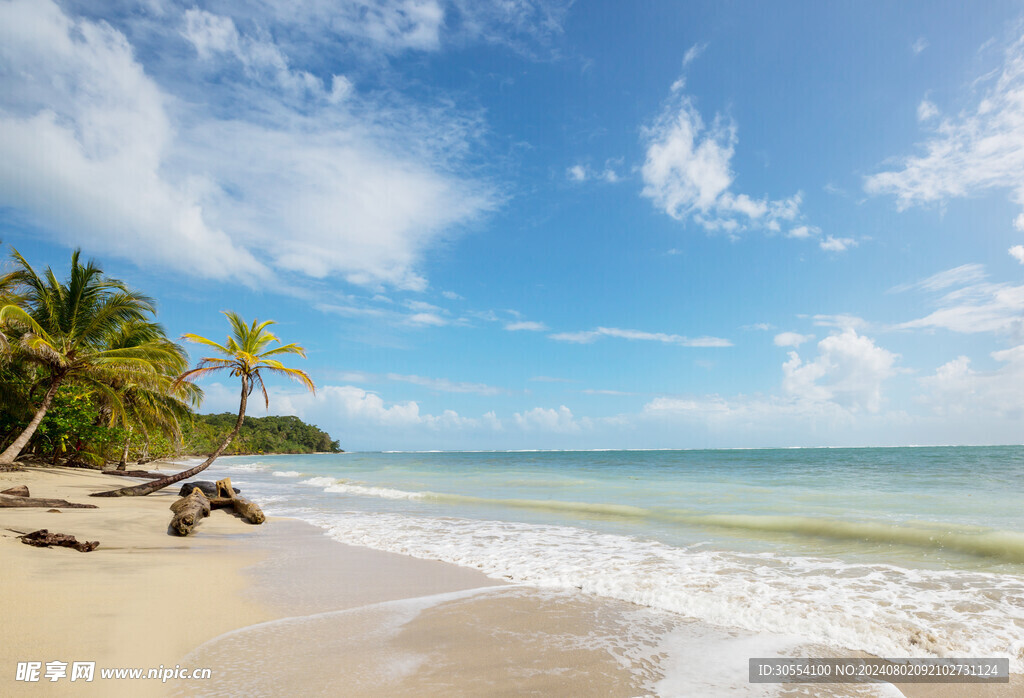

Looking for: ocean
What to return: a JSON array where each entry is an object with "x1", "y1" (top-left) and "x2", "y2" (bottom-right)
[{"x1": 196, "y1": 447, "x2": 1024, "y2": 690}]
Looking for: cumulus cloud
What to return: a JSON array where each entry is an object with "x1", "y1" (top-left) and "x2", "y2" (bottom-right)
[
  {"x1": 781, "y1": 330, "x2": 899, "y2": 413},
  {"x1": 1010, "y1": 245, "x2": 1024, "y2": 264},
  {"x1": 919, "y1": 345, "x2": 1024, "y2": 418},
  {"x1": 865, "y1": 33, "x2": 1024, "y2": 229},
  {"x1": 641, "y1": 79, "x2": 807, "y2": 237},
  {"x1": 550, "y1": 326, "x2": 732, "y2": 347},
  {"x1": 513, "y1": 405, "x2": 586, "y2": 433},
  {"x1": 0, "y1": 0, "x2": 497, "y2": 292}
]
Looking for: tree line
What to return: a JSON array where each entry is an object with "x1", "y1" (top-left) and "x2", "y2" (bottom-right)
[{"x1": 0, "y1": 247, "x2": 330, "y2": 487}]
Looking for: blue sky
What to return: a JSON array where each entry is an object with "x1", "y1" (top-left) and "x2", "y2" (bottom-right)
[{"x1": 4, "y1": 0, "x2": 1024, "y2": 450}]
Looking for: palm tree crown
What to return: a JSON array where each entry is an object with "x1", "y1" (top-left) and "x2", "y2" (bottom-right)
[
  {"x1": 0, "y1": 249, "x2": 180, "y2": 465},
  {"x1": 176, "y1": 311, "x2": 315, "y2": 405}
]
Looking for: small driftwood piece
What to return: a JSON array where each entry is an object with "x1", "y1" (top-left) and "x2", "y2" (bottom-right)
[
  {"x1": 216, "y1": 478, "x2": 265, "y2": 525},
  {"x1": 0, "y1": 495, "x2": 97, "y2": 509},
  {"x1": 1, "y1": 485, "x2": 30, "y2": 497},
  {"x1": 20, "y1": 529, "x2": 99, "y2": 552},
  {"x1": 169, "y1": 488, "x2": 211, "y2": 536}
]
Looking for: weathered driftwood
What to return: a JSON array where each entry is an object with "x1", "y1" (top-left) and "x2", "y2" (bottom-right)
[
  {"x1": 169, "y1": 489, "x2": 211, "y2": 536},
  {"x1": 177, "y1": 481, "x2": 239, "y2": 498},
  {"x1": 216, "y1": 477, "x2": 265, "y2": 525},
  {"x1": 0, "y1": 495, "x2": 97, "y2": 509},
  {"x1": 102, "y1": 470, "x2": 165, "y2": 479},
  {"x1": 20, "y1": 529, "x2": 99, "y2": 552},
  {"x1": 1, "y1": 485, "x2": 30, "y2": 497}
]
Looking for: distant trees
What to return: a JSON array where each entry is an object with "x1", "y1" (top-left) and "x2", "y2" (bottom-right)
[{"x1": 183, "y1": 413, "x2": 341, "y2": 455}]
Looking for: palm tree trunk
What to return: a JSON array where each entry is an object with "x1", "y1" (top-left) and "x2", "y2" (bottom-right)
[
  {"x1": 116, "y1": 425, "x2": 134, "y2": 471},
  {"x1": 0, "y1": 373, "x2": 63, "y2": 467},
  {"x1": 92, "y1": 377, "x2": 249, "y2": 497}
]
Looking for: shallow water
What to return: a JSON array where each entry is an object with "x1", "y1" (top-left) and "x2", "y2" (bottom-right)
[{"x1": 197, "y1": 447, "x2": 1024, "y2": 679}]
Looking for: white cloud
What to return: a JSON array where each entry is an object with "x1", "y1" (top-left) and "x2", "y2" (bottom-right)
[
  {"x1": 513, "y1": 405, "x2": 586, "y2": 433},
  {"x1": 683, "y1": 42, "x2": 708, "y2": 67},
  {"x1": 890, "y1": 263, "x2": 988, "y2": 293},
  {"x1": 0, "y1": 0, "x2": 497, "y2": 292},
  {"x1": 505, "y1": 321, "x2": 548, "y2": 331},
  {"x1": 819, "y1": 235, "x2": 857, "y2": 252},
  {"x1": 919, "y1": 346, "x2": 1024, "y2": 418},
  {"x1": 891, "y1": 263, "x2": 1024, "y2": 335},
  {"x1": 773, "y1": 332, "x2": 814, "y2": 347},
  {"x1": 811, "y1": 314, "x2": 867, "y2": 330},
  {"x1": 567, "y1": 164, "x2": 587, "y2": 181},
  {"x1": 917, "y1": 99, "x2": 939, "y2": 122},
  {"x1": 406, "y1": 312, "x2": 449, "y2": 327},
  {"x1": 866, "y1": 34, "x2": 1024, "y2": 229},
  {"x1": 0, "y1": 0, "x2": 269, "y2": 284},
  {"x1": 641, "y1": 81, "x2": 807, "y2": 237},
  {"x1": 1010, "y1": 245, "x2": 1024, "y2": 264},
  {"x1": 897, "y1": 281, "x2": 1024, "y2": 334},
  {"x1": 782, "y1": 330, "x2": 899, "y2": 413},
  {"x1": 912, "y1": 37, "x2": 929, "y2": 55},
  {"x1": 441, "y1": 290, "x2": 463, "y2": 300},
  {"x1": 787, "y1": 225, "x2": 819, "y2": 239},
  {"x1": 550, "y1": 326, "x2": 732, "y2": 347}
]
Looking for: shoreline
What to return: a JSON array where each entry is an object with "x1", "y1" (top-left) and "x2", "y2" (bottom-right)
[{"x1": 2, "y1": 464, "x2": 1020, "y2": 696}]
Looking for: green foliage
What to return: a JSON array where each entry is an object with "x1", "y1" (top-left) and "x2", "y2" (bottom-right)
[{"x1": 181, "y1": 413, "x2": 342, "y2": 455}]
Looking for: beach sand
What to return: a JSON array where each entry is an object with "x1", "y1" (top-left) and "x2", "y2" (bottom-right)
[{"x1": 1, "y1": 464, "x2": 1020, "y2": 697}]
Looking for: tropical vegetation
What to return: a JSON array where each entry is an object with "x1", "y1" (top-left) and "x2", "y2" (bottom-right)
[{"x1": 0, "y1": 248, "x2": 333, "y2": 477}]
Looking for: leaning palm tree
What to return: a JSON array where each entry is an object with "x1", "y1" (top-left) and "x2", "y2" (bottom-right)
[
  {"x1": 0, "y1": 249, "x2": 176, "y2": 467},
  {"x1": 93, "y1": 311, "x2": 315, "y2": 496}
]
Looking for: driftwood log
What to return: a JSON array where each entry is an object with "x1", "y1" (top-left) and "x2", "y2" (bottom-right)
[
  {"x1": 216, "y1": 478, "x2": 265, "y2": 525},
  {"x1": 169, "y1": 488, "x2": 211, "y2": 536},
  {"x1": 0, "y1": 495, "x2": 97, "y2": 509},
  {"x1": 178, "y1": 481, "x2": 239, "y2": 498},
  {"x1": 20, "y1": 529, "x2": 99, "y2": 552},
  {"x1": 1, "y1": 485, "x2": 30, "y2": 497},
  {"x1": 102, "y1": 470, "x2": 166, "y2": 479}
]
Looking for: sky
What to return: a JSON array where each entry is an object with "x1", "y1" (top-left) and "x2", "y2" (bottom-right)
[{"x1": 4, "y1": 0, "x2": 1024, "y2": 450}]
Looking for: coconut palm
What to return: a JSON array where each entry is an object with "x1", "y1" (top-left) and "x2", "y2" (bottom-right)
[
  {"x1": 0, "y1": 249, "x2": 177, "y2": 467},
  {"x1": 93, "y1": 311, "x2": 315, "y2": 496},
  {"x1": 100, "y1": 320, "x2": 203, "y2": 470}
]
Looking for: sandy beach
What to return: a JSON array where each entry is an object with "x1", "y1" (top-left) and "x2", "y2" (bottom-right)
[{"x1": 2, "y1": 464, "x2": 1020, "y2": 697}]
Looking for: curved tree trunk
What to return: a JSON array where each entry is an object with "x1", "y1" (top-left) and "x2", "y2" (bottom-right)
[
  {"x1": 92, "y1": 377, "x2": 249, "y2": 497},
  {"x1": 0, "y1": 373, "x2": 64, "y2": 467},
  {"x1": 116, "y1": 425, "x2": 133, "y2": 471}
]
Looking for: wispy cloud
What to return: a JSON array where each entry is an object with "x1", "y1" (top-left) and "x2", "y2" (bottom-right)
[
  {"x1": 385, "y1": 373, "x2": 503, "y2": 395},
  {"x1": 550, "y1": 326, "x2": 732, "y2": 347},
  {"x1": 911, "y1": 36, "x2": 929, "y2": 55},
  {"x1": 866, "y1": 33, "x2": 1024, "y2": 231},
  {"x1": 505, "y1": 320, "x2": 548, "y2": 331}
]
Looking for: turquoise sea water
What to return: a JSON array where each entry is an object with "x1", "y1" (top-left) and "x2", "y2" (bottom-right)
[{"x1": 199, "y1": 447, "x2": 1024, "y2": 673}]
